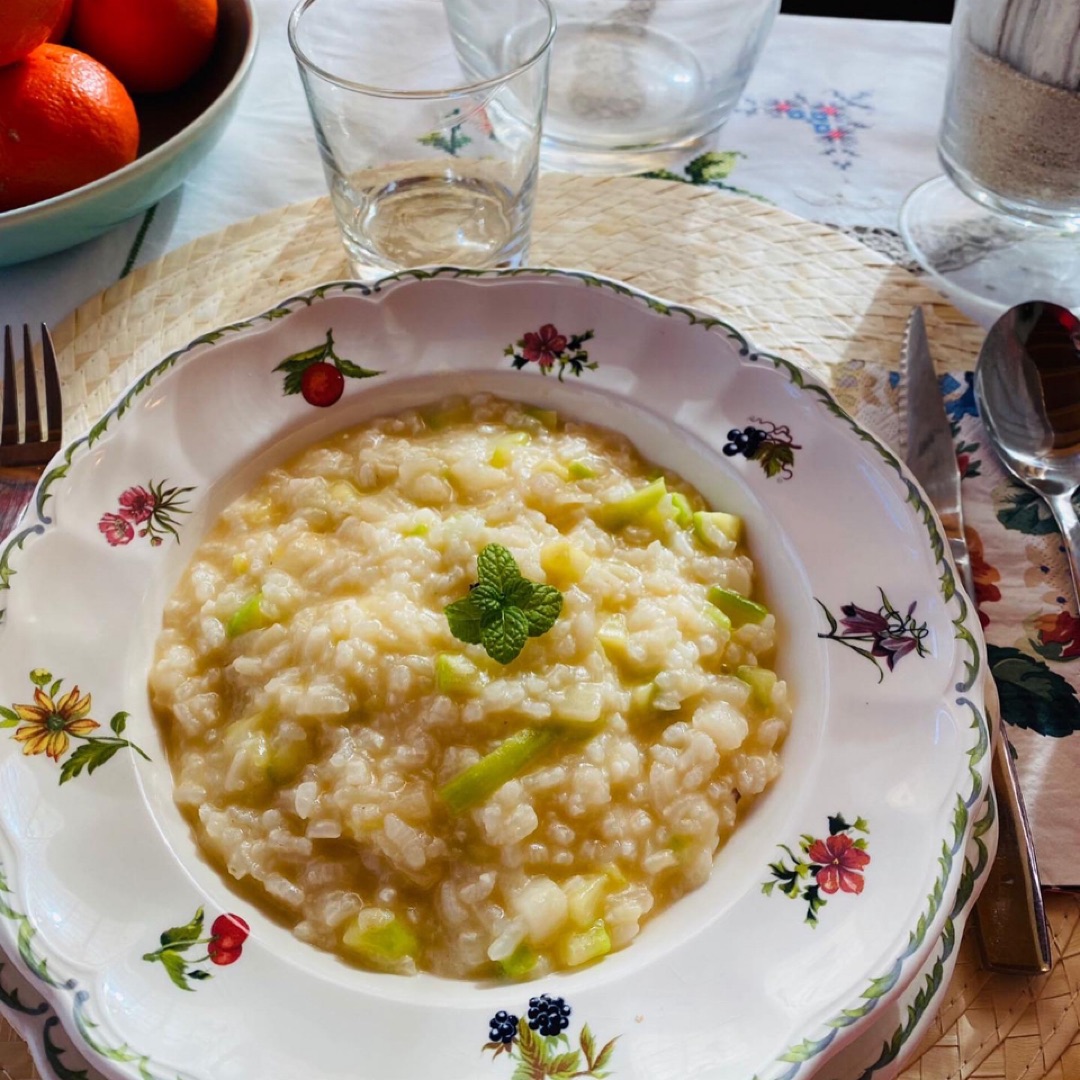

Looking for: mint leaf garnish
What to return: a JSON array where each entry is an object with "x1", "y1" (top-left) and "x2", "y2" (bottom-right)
[
  {"x1": 471, "y1": 581, "x2": 506, "y2": 615},
  {"x1": 477, "y1": 543, "x2": 521, "y2": 592},
  {"x1": 445, "y1": 544, "x2": 564, "y2": 664},
  {"x1": 444, "y1": 595, "x2": 484, "y2": 644},
  {"x1": 520, "y1": 583, "x2": 563, "y2": 637},
  {"x1": 482, "y1": 606, "x2": 530, "y2": 665}
]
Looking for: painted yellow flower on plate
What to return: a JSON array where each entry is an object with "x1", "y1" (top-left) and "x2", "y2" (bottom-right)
[{"x1": 13, "y1": 686, "x2": 100, "y2": 761}]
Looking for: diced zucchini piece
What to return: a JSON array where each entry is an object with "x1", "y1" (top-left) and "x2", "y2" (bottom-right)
[
  {"x1": 342, "y1": 909, "x2": 417, "y2": 966},
  {"x1": 512, "y1": 876, "x2": 570, "y2": 944},
  {"x1": 736, "y1": 665, "x2": 777, "y2": 708},
  {"x1": 524, "y1": 406, "x2": 559, "y2": 429},
  {"x1": 448, "y1": 459, "x2": 505, "y2": 495},
  {"x1": 566, "y1": 874, "x2": 608, "y2": 929},
  {"x1": 226, "y1": 592, "x2": 270, "y2": 638},
  {"x1": 421, "y1": 400, "x2": 470, "y2": 429},
  {"x1": 490, "y1": 431, "x2": 531, "y2": 467},
  {"x1": 330, "y1": 479, "x2": 364, "y2": 504},
  {"x1": 706, "y1": 586, "x2": 768, "y2": 626},
  {"x1": 598, "y1": 615, "x2": 629, "y2": 659},
  {"x1": 221, "y1": 715, "x2": 271, "y2": 788},
  {"x1": 592, "y1": 477, "x2": 667, "y2": 531},
  {"x1": 704, "y1": 602, "x2": 733, "y2": 632},
  {"x1": 627, "y1": 682, "x2": 657, "y2": 722},
  {"x1": 669, "y1": 835, "x2": 694, "y2": 862},
  {"x1": 439, "y1": 728, "x2": 558, "y2": 813},
  {"x1": 498, "y1": 942, "x2": 538, "y2": 978},
  {"x1": 223, "y1": 714, "x2": 264, "y2": 751},
  {"x1": 223, "y1": 706, "x2": 278, "y2": 745},
  {"x1": 693, "y1": 510, "x2": 743, "y2": 552},
  {"x1": 599, "y1": 617, "x2": 658, "y2": 678},
  {"x1": 536, "y1": 458, "x2": 571, "y2": 481},
  {"x1": 268, "y1": 739, "x2": 310, "y2": 785},
  {"x1": 603, "y1": 864, "x2": 629, "y2": 891},
  {"x1": 551, "y1": 684, "x2": 604, "y2": 729},
  {"x1": 436, "y1": 653, "x2": 482, "y2": 696},
  {"x1": 567, "y1": 460, "x2": 597, "y2": 480},
  {"x1": 403, "y1": 522, "x2": 429, "y2": 537},
  {"x1": 558, "y1": 919, "x2": 612, "y2": 967},
  {"x1": 231, "y1": 553, "x2": 250, "y2": 575},
  {"x1": 669, "y1": 492, "x2": 694, "y2": 527},
  {"x1": 540, "y1": 539, "x2": 591, "y2": 586}
]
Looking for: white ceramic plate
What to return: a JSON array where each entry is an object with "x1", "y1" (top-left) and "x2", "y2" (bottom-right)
[{"x1": 0, "y1": 269, "x2": 991, "y2": 1080}]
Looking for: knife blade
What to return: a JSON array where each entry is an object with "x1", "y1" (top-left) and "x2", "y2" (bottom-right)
[{"x1": 903, "y1": 305, "x2": 1051, "y2": 975}]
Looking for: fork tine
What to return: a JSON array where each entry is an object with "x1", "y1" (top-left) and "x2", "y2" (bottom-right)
[
  {"x1": 1, "y1": 326, "x2": 17, "y2": 446},
  {"x1": 40, "y1": 324, "x2": 62, "y2": 444},
  {"x1": 22, "y1": 324, "x2": 42, "y2": 444}
]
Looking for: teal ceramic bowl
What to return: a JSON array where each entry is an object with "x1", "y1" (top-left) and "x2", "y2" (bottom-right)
[{"x1": 0, "y1": 0, "x2": 256, "y2": 267}]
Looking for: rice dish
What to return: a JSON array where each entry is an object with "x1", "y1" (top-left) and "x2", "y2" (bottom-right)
[{"x1": 149, "y1": 394, "x2": 789, "y2": 978}]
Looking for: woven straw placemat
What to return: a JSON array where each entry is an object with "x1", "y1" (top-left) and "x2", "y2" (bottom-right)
[{"x1": 3, "y1": 173, "x2": 1079, "y2": 1080}]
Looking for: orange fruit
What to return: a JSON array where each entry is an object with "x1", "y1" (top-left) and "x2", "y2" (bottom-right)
[
  {"x1": 0, "y1": 0, "x2": 67, "y2": 67},
  {"x1": 70, "y1": 0, "x2": 218, "y2": 94},
  {"x1": 0, "y1": 44, "x2": 139, "y2": 212},
  {"x1": 48, "y1": 0, "x2": 75, "y2": 43}
]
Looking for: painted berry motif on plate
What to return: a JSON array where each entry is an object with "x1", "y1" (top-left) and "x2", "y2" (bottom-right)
[
  {"x1": 273, "y1": 330, "x2": 382, "y2": 407},
  {"x1": 764, "y1": 813, "x2": 870, "y2": 925},
  {"x1": 722, "y1": 420, "x2": 800, "y2": 480},
  {"x1": 506, "y1": 325, "x2": 596, "y2": 380},
  {"x1": 98, "y1": 480, "x2": 194, "y2": 547},
  {"x1": 142, "y1": 908, "x2": 250, "y2": 990},
  {"x1": 0, "y1": 669, "x2": 150, "y2": 783},
  {"x1": 484, "y1": 994, "x2": 617, "y2": 1077},
  {"x1": 817, "y1": 589, "x2": 929, "y2": 681}
]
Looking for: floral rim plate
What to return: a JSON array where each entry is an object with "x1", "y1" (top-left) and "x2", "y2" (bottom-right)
[
  {"x1": 0, "y1": 790, "x2": 998, "y2": 1080},
  {"x1": 0, "y1": 269, "x2": 991, "y2": 1080}
]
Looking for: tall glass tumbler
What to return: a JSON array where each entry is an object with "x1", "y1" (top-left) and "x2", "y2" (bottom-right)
[{"x1": 289, "y1": 0, "x2": 556, "y2": 278}]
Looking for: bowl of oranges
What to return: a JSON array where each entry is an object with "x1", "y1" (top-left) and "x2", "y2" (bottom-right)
[{"x1": 0, "y1": 0, "x2": 256, "y2": 267}]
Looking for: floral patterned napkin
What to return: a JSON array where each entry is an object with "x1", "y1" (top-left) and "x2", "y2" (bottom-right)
[{"x1": 834, "y1": 359, "x2": 1080, "y2": 887}]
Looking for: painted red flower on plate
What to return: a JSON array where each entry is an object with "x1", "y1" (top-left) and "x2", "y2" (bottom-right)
[{"x1": 808, "y1": 833, "x2": 871, "y2": 895}]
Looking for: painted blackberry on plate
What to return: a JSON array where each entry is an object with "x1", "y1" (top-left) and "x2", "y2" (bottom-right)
[{"x1": 483, "y1": 995, "x2": 617, "y2": 1077}]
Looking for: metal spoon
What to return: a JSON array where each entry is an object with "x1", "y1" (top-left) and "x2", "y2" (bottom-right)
[{"x1": 974, "y1": 299, "x2": 1080, "y2": 615}]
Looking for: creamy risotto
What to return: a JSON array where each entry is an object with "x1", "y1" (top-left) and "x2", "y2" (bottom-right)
[{"x1": 149, "y1": 395, "x2": 789, "y2": 979}]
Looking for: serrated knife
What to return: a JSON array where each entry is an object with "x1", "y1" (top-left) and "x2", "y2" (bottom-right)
[{"x1": 903, "y1": 305, "x2": 1051, "y2": 975}]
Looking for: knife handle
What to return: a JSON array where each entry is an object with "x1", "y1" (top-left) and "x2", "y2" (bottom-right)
[{"x1": 972, "y1": 680, "x2": 1052, "y2": 974}]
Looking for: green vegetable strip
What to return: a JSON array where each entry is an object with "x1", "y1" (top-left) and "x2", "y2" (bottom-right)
[{"x1": 439, "y1": 727, "x2": 558, "y2": 813}]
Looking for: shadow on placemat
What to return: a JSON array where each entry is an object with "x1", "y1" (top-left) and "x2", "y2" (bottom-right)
[{"x1": 51, "y1": 175, "x2": 984, "y2": 445}]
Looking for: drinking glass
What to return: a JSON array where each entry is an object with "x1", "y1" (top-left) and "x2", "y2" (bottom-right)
[
  {"x1": 289, "y1": 0, "x2": 555, "y2": 278},
  {"x1": 900, "y1": 0, "x2": 1080, "y2": 324},
  {"x1": 541, "y1": 0, "x2": 780, "y2": 176}
]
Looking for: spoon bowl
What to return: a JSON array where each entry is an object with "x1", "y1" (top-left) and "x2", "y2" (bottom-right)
[{"x1": 974, "y1": 299, "x2": 1080, "y2": 612}]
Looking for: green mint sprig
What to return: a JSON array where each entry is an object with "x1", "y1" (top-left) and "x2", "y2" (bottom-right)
[{"x1": 445, "y1": 544, "x2": 563, "y2": 664}]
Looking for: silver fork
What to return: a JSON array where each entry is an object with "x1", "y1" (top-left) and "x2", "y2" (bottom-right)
[{"x1": 0, "y1": 324, "x2": 62, "y2": 540}]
